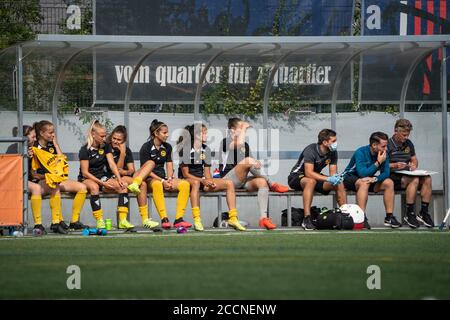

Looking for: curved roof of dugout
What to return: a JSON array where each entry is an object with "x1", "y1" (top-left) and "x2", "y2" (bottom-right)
[{"x1": 1, "y1": 34, "x2": 449, "y2": 210}]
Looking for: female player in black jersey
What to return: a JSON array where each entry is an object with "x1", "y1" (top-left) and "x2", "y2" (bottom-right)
[
  {"x1": 106, "y1": 125, "x2": 159, "y2": 229},
  {"x1": 219, "y1": 118, "x2": 288, "y2": 229},
  {"x1": 6, "y1": 125, "x2": 48, "y2": 234},
  {"x1": 127, "y1": 119, "x2": 190, "y2": 230},
  {"x1": 78, "y1": 120, "x2": 133, "y2": 230},
  {"x1": 31, "y1": 120, "x2": 89, "y2": 234},
  {"x1": 177, "y1": 123, "x2": 244, "y2": 231}
]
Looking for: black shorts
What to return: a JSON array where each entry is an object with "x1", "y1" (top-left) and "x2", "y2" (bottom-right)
[
  {"x1": 343, "y1": 174, "x2": 376, "y2": 192},
  {"x1": 288, "y1": 174, "x2": 331, "y2": 195},
  {"x1": 390, "y1": 173, "x2": 405, "y2": 191}
]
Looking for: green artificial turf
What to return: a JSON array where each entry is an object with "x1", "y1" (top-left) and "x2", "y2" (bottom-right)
[{"x1": 0, "y1": 229, "x2": 449, "y2": 299}]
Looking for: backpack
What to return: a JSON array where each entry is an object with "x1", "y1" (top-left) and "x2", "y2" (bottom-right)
[
  {"x1": 281, "y1": 206, "x2": 323, "y2": 226},
  {"x1": 314, "y1": 208, "x2": 354, "y2": 230}
]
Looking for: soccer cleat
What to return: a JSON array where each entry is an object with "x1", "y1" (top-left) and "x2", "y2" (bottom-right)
[
  {"x1": 59, "y1": 220, "x2": 69, "y2": 230},
  {"x1": 417, "y1": 211, "x2": 434, "y2": 228},
  {"x1": 50, "y1": 223, "x2": 68, "y2": 234},
  {"x1": 404, "y1": 213, "x2": 420, "y2": 229},
  {"x1": 127, "y1": 182, "x2": 141, "y2": 195},
  {"x1": 228, "y1": 218, "x2": 246, "y2": 231},
  {"x1": 69, "y1": 221, "x2": 89, "y2": 230},
  {"x1": 173, "y1": 218, "x2": 192, "y2": 229},
  {"x1": 96, "y1": 219, "x2": 106, "y2": 229},
  {"x1": 161, "y1": 217, "x2": 171, "y2": 229},
  {"x1": 259, "y1": 217, "x2": 277, "y2": 230},
  {"x1": 301, "y1": 216, "x2": 315, "y2": 231},
  {"x1": 363, "y1": 217, "x2": 371, "y2": 230},
  {"x1": 33, "y1": 224, "x2": 47, "y2": 235},
  {"x1": 142, "y1": 218, "x2": 159, "y2": 229},
  {"x1": 384, "y1": 215, "x2": 401, "y2": 228},
  {"x1": 118, "y1": 219, "x2": 135, "y2": 230},
  {"x1": 193, "y1": 218, "x2": 204, "y2": 231},
  {"x1": 270, "y1": 182, "x2": 289, "y2": 193}
]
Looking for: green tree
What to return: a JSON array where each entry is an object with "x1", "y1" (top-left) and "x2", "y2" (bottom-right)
[{"x1": 0, "y1": 0, "x2": 42, "y2": 49}]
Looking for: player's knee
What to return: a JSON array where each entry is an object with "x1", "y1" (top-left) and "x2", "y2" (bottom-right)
[
  {"x1": 383, "y1": 178, "x2": 394, "y2": 189},
  {"x1": 190, "y1": 179, "x2": 201, "y2": 189},
  {"x1": 355, "y1": 180, "x2": 369, "y2": 191},
  {"x1": 225, "y1": 179, "x2": 234, "y2": 188}
]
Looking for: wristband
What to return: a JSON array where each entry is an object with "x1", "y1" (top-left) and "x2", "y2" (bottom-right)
[
  {"x1": 161, "y1": 178, "x2": 165, "y2": 183},
  {"x1": 375, "y1": 160, "x2": 380, "y2": 167}
]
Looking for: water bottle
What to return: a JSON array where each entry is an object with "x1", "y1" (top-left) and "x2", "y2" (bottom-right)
[{"x1": 82, "y1": 228, "x2": 107, "y2": 236}]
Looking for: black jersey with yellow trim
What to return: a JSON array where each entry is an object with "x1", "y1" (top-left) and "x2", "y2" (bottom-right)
[
  {"x1": 109, "y1": 145, "x2": 134, "y2": 172},
  {"x1": 178, "y1": 143, "x2": 212, "y2": 178},
  {"x1": 218, "y1": 137, "x2": 251, "y2": 177},
  {"x1": 78, "y1": 143, "x2": 112, "y2": 181},
  {"x1": 289, "y1": 143, "x2": 337, "y2": 176},
  {"x1": 139, "y1": 139, "x2": 172, "y2": 179},
  {"x1": 387, "y1": 137, "x2": 416, "y2": 171}
]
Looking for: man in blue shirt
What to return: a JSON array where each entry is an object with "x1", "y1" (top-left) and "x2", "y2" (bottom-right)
[{"x1": 343, "y1": 132, "x2": 400, "y2": 229}]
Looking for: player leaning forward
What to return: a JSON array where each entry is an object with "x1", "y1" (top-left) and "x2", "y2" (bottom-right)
[
  {"x1": 343, "y1": 132, "x2": 400, "y2": 229},
  {"x1": 387, "y1": 119, "x2": 434, "y2": 228},
  {"x1": 288, "y1": 129, "x2": 347, "y2": 231}
]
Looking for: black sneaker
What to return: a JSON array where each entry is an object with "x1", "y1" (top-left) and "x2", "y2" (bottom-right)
[
  {"x1": 50, "y1": 223, "x2": 68, "y2": 234},
  {"x1": 363, "y1": 217, "x2": 371, "y2": 230},
  {"x1": 69, "y1": 221, "x2": 89, "y2": 230},
  {"x1": 59, "y1": 220, "x2": 69, "y2": 230},
  {"x1": 403, "y1": 213, "x2": 420, "y2": 229},
  {"x1": 417, "y1": 211, "x2": 434, "y2": 228},
  {"x1": 384, "y1": 215, "x2": 401, "y2": 228},
  {"x1": 301, "y1": 216, "x2": 315, "y2": 231},
  {"x1": 33, "y1": 224, "x2": 47, "y2": 235}
]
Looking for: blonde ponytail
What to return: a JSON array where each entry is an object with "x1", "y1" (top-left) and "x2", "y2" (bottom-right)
[{"x1": 87, "y1": 119, "x2": 104, "y2": 149}]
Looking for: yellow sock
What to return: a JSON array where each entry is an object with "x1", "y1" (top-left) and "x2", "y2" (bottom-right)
[
  {"x1": 93, "y1": 209, "x2": 103, "y2": 221},
  {"x1": 118, "y1": 206, "x2": 129, "y2": 221},
  {"x1": 71, "y1": 190, "x2": 87, "y2": 223},
  {"x1": 228, "y1": 208, "x2": 238, "y2": 221},
  {"x1": 31, "y1": 195, "x2": 42, "y2": 225},
  {"x1": 175, "y1": 180, "x2": 190, "y2": 220},
  {"x1": 151, "y1": 180, "x2": 167, "y2": 219},
  {"x1": 133, "y1": 176, "x2": 143, "y2": 186},
  {"x1": 49, "y1": 194, "x2": 62, "y2": 224},
  {"x1": 192, "y1": 206, "x2": 201, "y2": 220},
  {"x1": 139, "y1": 205, "x2": 149, "y2": 223}
]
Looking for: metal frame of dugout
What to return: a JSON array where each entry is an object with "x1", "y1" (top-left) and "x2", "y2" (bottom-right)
[{"x1": 1, "y1": 34, "x2": 450, "y2": 232}]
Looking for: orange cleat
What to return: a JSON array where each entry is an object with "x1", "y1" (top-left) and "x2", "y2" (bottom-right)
[
  {"x1": 259, "y1": 217, "x2": 277, "y2": 230},
  {"x1": 173, "y1": 218, "x2": 192, "y2": 229},
  {"x1": 161, "y1": 217, "x2": 172, "y2": 229},
  {"x1": 270, "y1": 182, "x2": 289, "y2": 193}
]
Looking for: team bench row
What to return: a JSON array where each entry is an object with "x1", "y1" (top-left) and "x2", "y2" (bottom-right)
[{"x1": 36, "y1": 189, "x2": 444, "y2": 228}]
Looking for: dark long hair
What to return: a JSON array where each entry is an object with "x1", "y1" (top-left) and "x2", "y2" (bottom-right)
[
  {"x1": 149, "y1": 119, "x2": 167, "y2": 139},
  {"x1": 107, "y1": 125, "x2": 128, "y2": 144},
  {"x1": 176, "y1": 123, "x2": 206, "y2": 156}
]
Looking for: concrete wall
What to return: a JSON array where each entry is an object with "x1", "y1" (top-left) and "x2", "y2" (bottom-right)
[{"x1": 1, "y1": 110, "x2": 449, "y2": 228}]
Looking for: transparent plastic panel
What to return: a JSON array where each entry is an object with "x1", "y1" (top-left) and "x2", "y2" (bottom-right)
[{"x1": 360, "y1": 42, "x2": 441, "y2": 103}]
